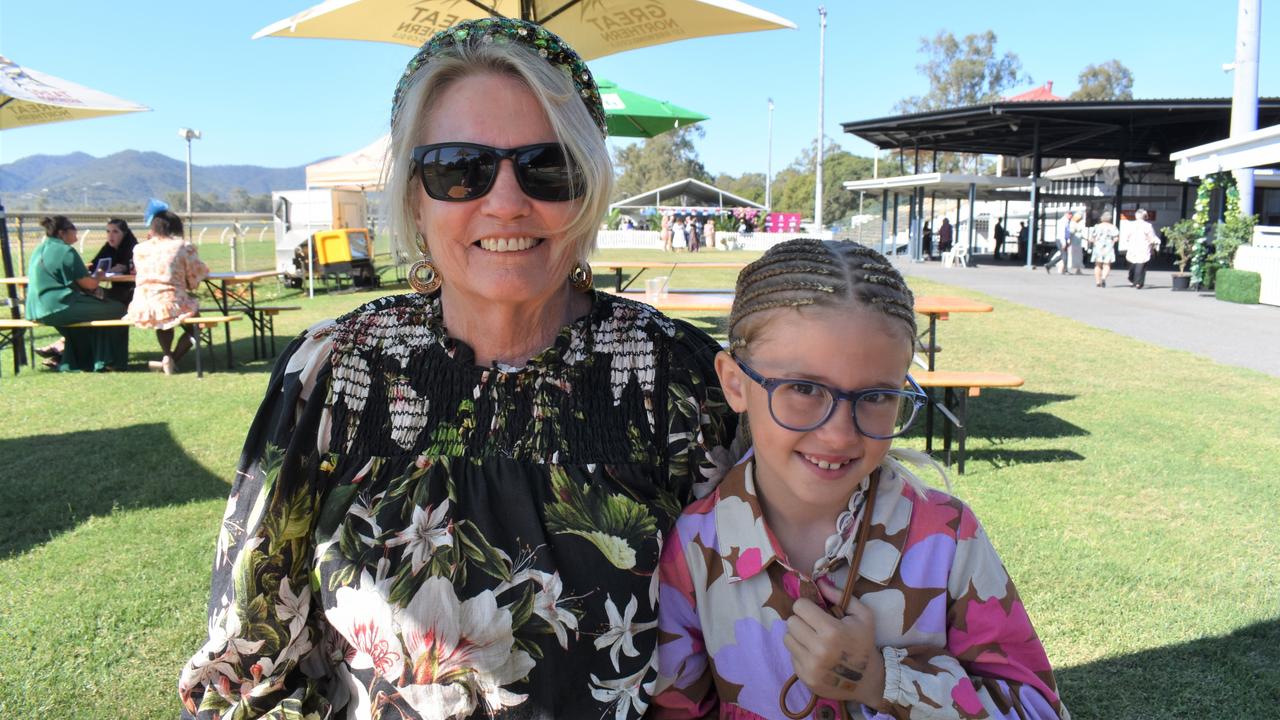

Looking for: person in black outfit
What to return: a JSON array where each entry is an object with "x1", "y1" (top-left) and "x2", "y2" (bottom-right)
[
  {"x1": 87, "y1": 218, "x2": 138, "y2": 305},
  {"x1": 993, "y1": 218, "x2": 1008, "y2": 260}
]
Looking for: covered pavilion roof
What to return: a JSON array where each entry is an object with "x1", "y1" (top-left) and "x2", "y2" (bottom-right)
[
  {"x1": 610, "y1": 178, "x2": 765, "y2": 210},
  {"x1": 842, "y1": 172, "x2": 1046, "y2": 200},
  {"x1": 841, "y1": 98, "x2": 1280, "y2": 160}
]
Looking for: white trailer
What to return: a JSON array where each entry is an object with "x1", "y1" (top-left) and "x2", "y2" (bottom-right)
[{"x1": 271, "y1": 188, "x2": 368, "y2": 279}]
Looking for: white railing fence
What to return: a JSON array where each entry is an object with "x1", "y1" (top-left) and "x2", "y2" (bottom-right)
[{"x1": 593, "y1": 229, "x2": 834, "y2": 251}]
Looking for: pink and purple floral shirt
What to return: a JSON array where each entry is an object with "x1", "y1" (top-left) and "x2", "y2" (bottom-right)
[{"x1": 654, "y1": 459, "x2": 1069, "y2": 720}]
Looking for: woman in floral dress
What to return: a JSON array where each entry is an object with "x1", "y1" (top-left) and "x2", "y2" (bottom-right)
[
  {"x1": 178, "y1": 18, "x2": 737, "y2": 720},
  {"x1": 124, "y1": 210, "x2": 209, "y2": 374}
]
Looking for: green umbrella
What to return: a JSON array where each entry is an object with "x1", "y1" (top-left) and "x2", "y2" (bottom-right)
[{"x1": 598, "y1": 78, "x2": 708, "y2": 138}]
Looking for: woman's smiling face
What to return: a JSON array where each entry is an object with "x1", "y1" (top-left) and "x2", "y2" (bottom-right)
[{"x1": 412, "y1": 72, "x2": 582, "y2": 310}]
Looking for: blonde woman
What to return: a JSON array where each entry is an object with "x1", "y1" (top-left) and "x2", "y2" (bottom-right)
[{"x1": 179, "y1": 18, "x2": 735, "y2": 719}]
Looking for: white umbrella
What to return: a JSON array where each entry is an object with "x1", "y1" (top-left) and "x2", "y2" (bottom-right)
[
  {"x1": 0, "y1": 54, "x2": 150, "y2": 130},
  {"x1": 253, "y1": 0, "x2": 795, "y2": 60}
]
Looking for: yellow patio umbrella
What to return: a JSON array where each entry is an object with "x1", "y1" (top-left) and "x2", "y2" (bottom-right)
[
  {"x1": 0, "y1": 54, "x2": 150, "y2": 130},
  {"x1": 253, "y1": 0, "x2": 795, "y2": 60}
]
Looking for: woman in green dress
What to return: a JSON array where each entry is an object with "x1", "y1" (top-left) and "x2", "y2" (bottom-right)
[{"x1": 25, "y1": 215, "x2": 129, "y2": 371}]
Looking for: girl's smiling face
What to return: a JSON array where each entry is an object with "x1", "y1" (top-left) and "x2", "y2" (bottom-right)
[{"x1": 716, "y1": 305, "x2": 914, "y2": 520}]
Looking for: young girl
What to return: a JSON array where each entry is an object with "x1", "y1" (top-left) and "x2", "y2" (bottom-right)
[{"x1": 654, "y1": 239, "x2": 1068, "y2": 720}]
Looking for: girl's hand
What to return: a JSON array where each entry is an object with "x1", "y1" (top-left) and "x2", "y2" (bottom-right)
[{"x1": 783, "y1": 581, "x2": 887, "y2": 710}]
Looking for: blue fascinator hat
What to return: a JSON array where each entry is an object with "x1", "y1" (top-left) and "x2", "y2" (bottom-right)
[{"x1": 144, "y1": 198, "x2": 169, "y2": 226}]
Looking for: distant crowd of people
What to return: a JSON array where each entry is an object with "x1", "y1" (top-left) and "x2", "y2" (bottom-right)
[
  {"x1": 659, "y1": 213, "x2": 721, "y2": 252},
  {"x1": 928, "y1": 210, "x2": 1163, "y2": 290}
]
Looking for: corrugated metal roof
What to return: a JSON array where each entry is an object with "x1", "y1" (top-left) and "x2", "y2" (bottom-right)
[{"x1": 840, "y1": 98, "x2": 1280, "y2": 160}]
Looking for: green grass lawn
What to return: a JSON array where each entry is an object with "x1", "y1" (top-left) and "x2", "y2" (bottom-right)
[{"x1": 1, "y1": 248, "x2": 1277, "y2": 717}]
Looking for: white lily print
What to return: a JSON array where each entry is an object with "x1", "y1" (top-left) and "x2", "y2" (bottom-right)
[
  {"x1": 179, "y1": 603, "x2": 267, "y2": 698},
  {"x1": 214, "y1": 491, "x2": 241, "y2": 570},
  {"x1": 528, "y1": 569, "x2": 578, "y2": 650},
  {"x1": 385, "y1": 500, "x2": 453, "y2": 573},
  {"x1": 394, "y1": 576, "x2": 535, "y2": 717},
  {"x1": 594, "y1": 594, "x2": 657, "y2": 671},
  {"x1": 589, "y1": 661, "x2": 655, "y2": 720},
  {"x1": 326, "y1": 583, "x2": 404, "y2": 682},
  {"x1": 274, "y1": 577, "x2": 310, "y2": 640}
]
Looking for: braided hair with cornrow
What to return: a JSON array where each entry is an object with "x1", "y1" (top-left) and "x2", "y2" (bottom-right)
[{"x1": 728, "y1": 239, "x2": 916, "y2": 353}]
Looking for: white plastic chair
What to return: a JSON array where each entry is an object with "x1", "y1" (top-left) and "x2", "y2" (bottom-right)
[{"x1": 942, "y1": 243, "x2": 970, "y2": 268}]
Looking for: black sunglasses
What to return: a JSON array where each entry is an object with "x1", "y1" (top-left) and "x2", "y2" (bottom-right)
[{"x1": 410, "y1": 142, "x2": 585, "y2": 202}]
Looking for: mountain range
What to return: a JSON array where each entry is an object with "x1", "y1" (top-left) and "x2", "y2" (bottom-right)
[{"x1": 0, "y1": 150, "x2": 311, "y2": 211}]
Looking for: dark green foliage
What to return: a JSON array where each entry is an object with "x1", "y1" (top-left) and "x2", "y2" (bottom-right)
[
  {"x1": 1163, "y1": 218, "x2": 1202, "y2": 274},
  {"x1": 895, "y1": 30, "x2": 1027, "y2": 112},
  {"x1": 1069, "y1": 60, "x2": 1135, "y2": 100},
  {"x1": 612, "y1": 125, "x2": 711, "y2": 201},
  {"x1": 1214, "y1": 268, "x2": 1261, "y2": 304}
]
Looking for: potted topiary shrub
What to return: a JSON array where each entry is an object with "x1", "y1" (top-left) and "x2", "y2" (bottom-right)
[{"x1": 1163, "y1": 218, "x2": 1202, "y2": 291}]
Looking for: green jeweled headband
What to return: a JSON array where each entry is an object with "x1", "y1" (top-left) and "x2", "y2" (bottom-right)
[{"x1": 391, "y1": 17, "x2": 607, "y2": 137}]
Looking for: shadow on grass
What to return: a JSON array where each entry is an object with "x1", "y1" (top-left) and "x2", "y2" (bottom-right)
[
  {"x1": 0, "y1": 423, "x2": 229, "y2": 557},
  {"x1": 132, "y1": 335, "x2": 284, "y2": 376},
  {"x1": 905, "y1": 389, "x2": 1088, "y2": 469},
  {"x1": 1057, "y1": 618, "x2": 1280, "y2": 718}
]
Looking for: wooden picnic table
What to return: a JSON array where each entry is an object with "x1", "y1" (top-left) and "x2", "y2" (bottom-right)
[
  {"x1": 911, "y1": 295, "x2": 996, "y2": 459},
  {"x1": 603, "y1": 290, "x2": 734, "y2": 313},
  {"x1": 912, "y1": 295, "x2": 994, "y2": 371},
  {"x1": 590, "y1": 261, "x2": 747, "y2": 292},
  {"x1": 202, "y1": 270, "x2": 280, "y2": 366},
  {"x1": 3, "y1": 271, "x2": 283, "y2": 367},
  {"x1": 0, "y1": 273, "x2": 135, "y2": 286}
]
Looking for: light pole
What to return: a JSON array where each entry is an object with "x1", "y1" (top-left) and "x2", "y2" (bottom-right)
[
  {"x1": 82, "y1": 181, "x2": 104, "y2": 209},
  {"x1": 1229, "y1": 0, "x2": 1260, "y2": 215},
  {"x1": 814, "y1": 6, "x2": 827, "y2": 233},
  {"x1": 766, "y1": 98, "x2": 775, "y2": 213},
  {"x1": 178, "y1": 128, "x2": 202, "y2": 238}
]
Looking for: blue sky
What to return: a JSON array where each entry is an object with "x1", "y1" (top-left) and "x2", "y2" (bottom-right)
[{"x1": 2, "y1": 0, "x2": 1277, "y2": 180}]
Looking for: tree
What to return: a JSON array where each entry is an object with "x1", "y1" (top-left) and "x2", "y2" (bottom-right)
[
  {"x1": 1070, "y1": 60, "x2": 1134, "y2": 101},
  {"x1": 768, "y1": 139, "x2": 876, "y2": 226},
  {"x1": 165, "y1": 190, "x2": 230, "y2": 212},
  {"x1": 896, "y1": 30, "x2": 1028, "y2": 113},
  {"x1": 712, "y1": 172, "x2": 765, "y2": 205},
  {"x1": 612, "y1": 126, "x2": 711, "y2": 201},
  {"x1": 894, "y1": 31, "x2": 1026, "y2": 174}
]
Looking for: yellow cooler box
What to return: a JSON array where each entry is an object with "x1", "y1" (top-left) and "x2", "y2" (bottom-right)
[{"x1": 294, "y1": 228, "x2": 378, "y2": 287}]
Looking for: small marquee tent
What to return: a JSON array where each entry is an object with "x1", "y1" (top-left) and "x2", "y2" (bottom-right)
[
  {"x1": 305, "y1": 134, "x2": 389, "y2": 190},
  {"x1": 610, "y1": 178, "x2": 765, "y2": 213}
]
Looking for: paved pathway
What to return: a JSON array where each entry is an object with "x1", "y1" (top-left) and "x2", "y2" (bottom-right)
[{"x1": 893, "y1": 255, "x2": 1280, "y2": 377}]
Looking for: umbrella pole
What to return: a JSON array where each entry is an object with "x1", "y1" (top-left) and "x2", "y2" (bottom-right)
[{"x1": 0, "y1": 199, "x2": 30, "y2": 367}]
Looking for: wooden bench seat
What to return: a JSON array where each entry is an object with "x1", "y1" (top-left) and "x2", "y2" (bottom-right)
[
  {"x1": 0, "y1": 319, "x2": 39, "y2": 376},
  {"x1": 248, "y1": 305, "x2": 301, "y2": 357},
  {"x1": 911, "y1": 370, "x2": 1025, "y2": 474},
  {"x1": 1, "y1": 315, "x2": 239, "y2": 379},
  {"x1": 200, "y1": 304, "x2": 300, "y2": 359}
]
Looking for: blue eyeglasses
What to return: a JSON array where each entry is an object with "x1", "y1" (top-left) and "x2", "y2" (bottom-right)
[{"x1": 734, "y1": 357, "x2": 928, "y2": 439}]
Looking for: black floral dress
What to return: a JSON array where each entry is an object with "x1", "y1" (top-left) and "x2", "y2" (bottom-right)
[{"x1": 179, "y1": 290, "x2": 737, "y2": 719}]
